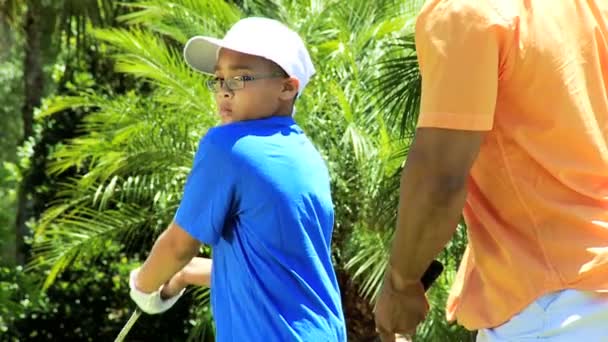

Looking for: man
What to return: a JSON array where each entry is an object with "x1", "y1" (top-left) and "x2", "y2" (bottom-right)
[{"x1": 375, "y1": 0, "x2": 608, "y2": 341}]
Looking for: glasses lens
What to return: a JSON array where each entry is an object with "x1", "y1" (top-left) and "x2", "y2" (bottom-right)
[
  {"x1": 226, "y1": 78, "x2": 243, "y2": 90},
  {"x1": 207, "y1": 77, "x2": 248, "y2": 92},
  {"x1": 206, "y1": 79, "x2": 219, "y2": 91}
]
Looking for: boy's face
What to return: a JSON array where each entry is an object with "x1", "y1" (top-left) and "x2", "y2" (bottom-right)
[{"x1": 213, "y1": 48, "x2": 295, "y2": 123}]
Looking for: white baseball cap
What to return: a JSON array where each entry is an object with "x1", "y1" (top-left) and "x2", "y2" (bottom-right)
[{"x1": 183, "y1": 17, "x2": 316, "y2": 96}]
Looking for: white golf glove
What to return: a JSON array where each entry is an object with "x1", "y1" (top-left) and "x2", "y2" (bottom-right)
[{"x1": 129, "y1": 268, "x2": 185, "y2": 314}]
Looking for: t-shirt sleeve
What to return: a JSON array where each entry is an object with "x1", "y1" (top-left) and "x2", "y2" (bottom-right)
[
  {"x1": 174, "y1": 133, "x2": 236, "y2": 245},
  {"x1": 415, "y1": 0, "x2": 509, "y2": 131}
]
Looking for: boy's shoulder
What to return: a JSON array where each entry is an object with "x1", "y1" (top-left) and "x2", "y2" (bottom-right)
[
  {"x1": 203, "y1": 116, "x2": 303, "y2": 147},
  {"x1": 200, "y1": 123, "x2": 247, "y2": 149},
  {"x1": 196, "y1": 122, "x2": 262, "y2": 163},
  {"x1": 202, "y1": 125, "x2": 235, "y2": 144}
]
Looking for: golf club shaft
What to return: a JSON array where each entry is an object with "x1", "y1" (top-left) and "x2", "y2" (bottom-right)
[{"x1": 114, "y1": 308, "x2": 142, "y2": 342}]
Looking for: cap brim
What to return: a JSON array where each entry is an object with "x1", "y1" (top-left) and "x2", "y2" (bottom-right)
[{"x1": 183, "y1": 36, "x2": 223, "y2": 75}]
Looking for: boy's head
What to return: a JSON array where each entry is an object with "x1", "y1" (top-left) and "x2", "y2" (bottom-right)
[{"x1": 183, "y1": 17, "x2": 315, "y2": 123}]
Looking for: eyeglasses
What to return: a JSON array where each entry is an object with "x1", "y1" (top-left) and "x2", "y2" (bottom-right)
[{"x1": 206, "y1": 73, "x2": 286, "y2": 92}]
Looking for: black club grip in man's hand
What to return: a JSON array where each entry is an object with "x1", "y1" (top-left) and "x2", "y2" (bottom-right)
[{"x1": 421, "y1": 260, "x2": 444, "y2": 291}]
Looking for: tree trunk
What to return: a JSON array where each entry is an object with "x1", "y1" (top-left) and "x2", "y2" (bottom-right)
[
  {"x1": 338, "y1": 268, "x2": 377, "y2": 341},
  {"x1": 15, "y1": 0, "x2": 43, "y2": 265}
]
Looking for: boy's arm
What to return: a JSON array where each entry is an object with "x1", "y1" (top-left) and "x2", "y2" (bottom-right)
[
  {"x1": 180, "y1": 257, "x2": 212, "y2": 286},
  {"x1": 128, "y1": 134, "x2": 232, "y2": 314},
  {"x1": 133, "y1": 221, "x2": 201, "y2": 293},
  {"x1": 161, "y1": 257, "x2": 212, "y2": 298}
]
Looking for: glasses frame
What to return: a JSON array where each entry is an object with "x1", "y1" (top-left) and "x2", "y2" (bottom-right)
[{"x1": 206, "y1": 73, "x2": 286, "y2": 92}]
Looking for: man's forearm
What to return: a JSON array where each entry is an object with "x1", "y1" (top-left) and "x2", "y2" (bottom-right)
[
  {"x1": 387, "y1": 162, "x2": 468, "y2": 290},
  {"x1": 135, "y1": 228, "x2": 199, "y2": 293}
]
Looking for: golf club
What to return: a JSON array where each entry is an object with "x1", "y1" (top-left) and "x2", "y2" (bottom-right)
[{"x1": 114, "y1": 308, "x2": 142, "y2": 342}]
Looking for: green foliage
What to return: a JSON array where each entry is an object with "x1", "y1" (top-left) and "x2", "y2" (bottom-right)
[
  {"x1": 0, "y1": 163, "x2": 19, "y2": 263},
  {"x1": 117, "y1": 0, "x2": 240, "y2": 42},
  {"x1": 0, "y1": 265, "x2": 52, "y2": 336},
  {"x1": 0, "y1": 42, "x2": 23, "y2": 164},
  {"x1": 2, "y1": 242, "x2": 198, "y2": 341},
  {"x1": 0, "y1": 19, "x2": 24, "y2": 262},
  {"x1": 30, "y1": 92, "x2": 203, "y2": 290},
  {"x1": 25, "y1": 1, "x2": 232, "y2": 338},
  {"x1": 11, "y1": 0, "x2": 476, "y2": 340}
]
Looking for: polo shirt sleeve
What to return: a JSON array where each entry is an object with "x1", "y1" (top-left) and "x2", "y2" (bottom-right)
[
  {"x1": 174, "y1": 132, "x2": 237, "y2": 246},
  {"x1": 415, "y1": 0, "x2": 507, "y2": 131}
]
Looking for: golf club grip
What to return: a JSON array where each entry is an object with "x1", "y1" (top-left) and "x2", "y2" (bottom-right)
[{"x1": 421, "y1": 260, "x2": 444, "y2": 291}]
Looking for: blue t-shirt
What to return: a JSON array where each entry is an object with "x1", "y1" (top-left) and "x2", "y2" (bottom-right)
[{"x1": 174, "y1": 116, "x2": 346, "y2": 342}]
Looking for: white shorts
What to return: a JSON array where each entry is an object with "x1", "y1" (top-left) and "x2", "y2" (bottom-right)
[{"x1": 476, "y1": 289, "x2": 608, "y2": 341}]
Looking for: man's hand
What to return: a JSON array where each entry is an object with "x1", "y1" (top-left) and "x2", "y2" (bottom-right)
[
  {"x1": 129, "y1": 268, "x2": 185, "y2": 314},
  {"x1": 375, "y1": 273, "x2": 428, "y2": 341}
]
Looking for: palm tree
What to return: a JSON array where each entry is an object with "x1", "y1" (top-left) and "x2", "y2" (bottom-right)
[{"x1": 29, "y1": 0, "x2": 472, "y2": 340}]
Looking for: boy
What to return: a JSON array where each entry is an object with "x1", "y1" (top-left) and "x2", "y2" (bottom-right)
[{"x1": 128, "y1": 17, "x2": 346, "y2": 341}]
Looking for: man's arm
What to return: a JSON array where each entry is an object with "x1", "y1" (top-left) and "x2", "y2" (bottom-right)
[
  {"x1": 375, "y1": 127, "x2": 484, "y2": 341},
  {"x1": 134, "y1": 221, "x2": 201, "y2": 293},
  {"x1": 387, "y1": 127, "x2": 483, "y2": 290}
]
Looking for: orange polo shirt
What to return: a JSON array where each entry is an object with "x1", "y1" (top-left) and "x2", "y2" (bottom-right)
[{"x1": 415, "y1": 0, "x2": 608, "y2": 330}]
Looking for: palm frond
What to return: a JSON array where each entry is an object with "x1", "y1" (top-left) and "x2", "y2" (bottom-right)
[
  {"x1": 41, "y1": 92, "x2": 201, "y2": 180},
  {"x1": 187, "y1": 286, "x2": 214, "y2": 341},
  {"x1": 36, "y1": 95, "x2": 98, "y2": 119},
  {"x1": 31, "y1": 90, "x2": 204, "y2": 289},
  {"x1": 29, "y1": 203, "x2": 157, "y2": 289},
  {"x1": 91, "y1": 27, "x2": 215, "y2": 116},
  {"x1": 118, "y1": 0, "x2": 241, "y2": 43},
  {"x1": 344, "y1": 229, "x2": 390, "y2": 301},
  {"x1": 369, "y1": 34, "x2": 421, "y2": 137}
]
